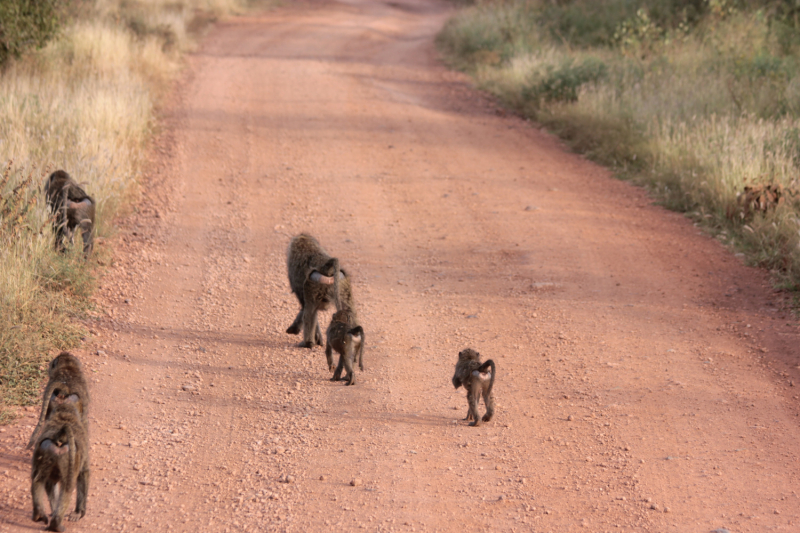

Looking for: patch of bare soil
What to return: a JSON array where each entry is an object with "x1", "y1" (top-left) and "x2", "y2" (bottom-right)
[{"x1": 2, "y1": 0, "x2": 800, "y2": 531}]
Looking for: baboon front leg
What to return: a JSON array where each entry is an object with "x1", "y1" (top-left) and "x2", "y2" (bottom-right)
[
  {"x1": 482, "y1": 390, "x2": 495, "y2": 423},
  {"x1": 286, "y1": 308, "x2": 303, "y2": 335},
  {"x1": 71, "y1": 467, "x2": 89, "y2": 521}
]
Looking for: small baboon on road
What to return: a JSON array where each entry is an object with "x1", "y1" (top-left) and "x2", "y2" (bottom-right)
[
  {"x1": 27, "y1": 352, "x2": 90, "y2": 450},
  {"x1": 326, "y1": 309, "x2": 364, "y2": 386},
  {"x1": 44, "y1": 170, "x2": 96, "y2": 258},
  {"x1": 30, "y1": 400, "x2": 90, "y2": 532},
  {"x1": 452, "y1": 348, "x2": 496, "y2": 427},
  {"x1": 286, "y1": 233, "x2": 352, "y2": 348}
]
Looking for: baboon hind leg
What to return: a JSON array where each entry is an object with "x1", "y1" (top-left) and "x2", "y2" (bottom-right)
[
  {"x1": 343, "y1": 350, "x2": 356, "y2": 386},
  {"x1": 71, "y1": 466, "x2": 89, "y2": 521},
  {"x1": 482, "y1": 390, "x2": 495, "y2": 423},
  {"x1": 332, "y1": 354, "x2": 345, "y2": 382},
  {"x1": 299, "y1": 304, "x2": 319, "y2": 348},
  {"x1": 325, "y1": 342, "x2": 335, "y2": 373},
  {"x1": 80, "y1": 223, "x2": 93, "y2": 258},
  {"x1": 315, "y1": 323, "x2": 323, "y2": 347},
  {"x1": 468, "y1": 386, "x2": 483, "y2": 427},
  {"x1": 30, "y1": 478, "x2": 49, "y2": 524},
  {"x1": 49, "y1": 481, "x2": 72, "y2": 532}
]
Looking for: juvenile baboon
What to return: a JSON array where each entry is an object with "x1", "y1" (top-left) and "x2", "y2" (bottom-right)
[
  {"x1": 326, "y1": 310, "x2": 364, "y2": 386},
  {"x1": 27, "y1": 352, "x2": 90, "y2": 450},
  {"x1": 452, "y1": 348, "x2": 496, "y2": 427},
  {"x1": 30, "y1": 401, "x2": 90, "y2": 532},
  {"x1": 286, "y1": 233, "x2": 352, "y2": 348},
  {"x1": 44, "y1": 170, "x2": 96, "y2": 258}
]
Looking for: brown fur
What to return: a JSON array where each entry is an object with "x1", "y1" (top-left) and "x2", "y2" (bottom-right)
[
  {"x1": 30, "y1": 401, "x2": 90, "y2": 531},
  {"x1": 27, "y1": 352, "x2": 89, "y2": 450},
  {"x1": 452, "y1": 348, "x2": 496, "y2": 427},
  {"x1": 326, "y1": 310, "x2": 364, "y2": 386},
  {"x1": 286, "y1": 233, "x2": 353, "y2": 348},
  {"x1": 44, "y1": 170, "x2": 95, "y2": 258}
]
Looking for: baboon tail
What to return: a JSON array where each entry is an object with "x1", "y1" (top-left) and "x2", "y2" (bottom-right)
[
  {"x1": 479, "y1": 359, "x2": 496, "y2": 397},
  {"x1": 331, "y1": 257, "x2": 341, "y2": 310},
  {"x1": 347, "y1": 325, "x2": 364, "y2": 339},
  {"x1": 26, "y1": 381, "x2": 57, "y2": 450}
]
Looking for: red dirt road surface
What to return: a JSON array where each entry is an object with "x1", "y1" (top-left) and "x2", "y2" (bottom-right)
[{"x1": 2, "y1": 0, "x2": 800, "y2": 531}]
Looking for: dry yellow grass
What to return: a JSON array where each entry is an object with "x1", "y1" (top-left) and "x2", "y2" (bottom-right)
[{"x1": 0, "y1": 0, "x2": 267, "y2": 420}]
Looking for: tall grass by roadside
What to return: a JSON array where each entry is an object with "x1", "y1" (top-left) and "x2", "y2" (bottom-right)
[
  {"x1": 0, "y1": 0, "x2": 266, "y2": 422},
  {"x1": 437, "y1": 0, "x2": 800, "y2": 290}
]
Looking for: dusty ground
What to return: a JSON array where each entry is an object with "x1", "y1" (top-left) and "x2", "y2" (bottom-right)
[{"x1": 3, "y1": 0, "x2": 800, "y2": 531}]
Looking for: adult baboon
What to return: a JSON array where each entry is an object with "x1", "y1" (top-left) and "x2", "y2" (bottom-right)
[
  {"x1": 326, "y1": 309, "x2": 364, "y2": 386},
  {"x1": 452, "y1": 348, "x2": 496, "y2": 427},
  {"x1": 44, "y1": 170, "x2": 95, "y2": 258},
  {"x1": 30, "y1": 400, "x2": 90, "y2": 532},
  {"x1": 27, "y1": 352, "x2": 89, "y2": 450},
  {"x1": 286, "y1": 233, "x2": 352, "y2": 348}
]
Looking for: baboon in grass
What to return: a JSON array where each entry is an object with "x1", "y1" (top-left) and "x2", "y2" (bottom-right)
[
  {"x1": 286, "y1": 233, "x2": 352, "y2": 348},
  {"x1": 44, "y1": 170, "x2": 95, "y2": 258},
  {"x1": 452, "y1": 348, "x2": 496, "y2": 427},
  {"x1": 326, "y1": 309, "x2": 364, "y2": 386},
  {"x1": 27, "y1": 352, "x2": 89, "y2": 450},
  {"x1": 30, "y1": 400, "x2": 90, "y2": 532}
]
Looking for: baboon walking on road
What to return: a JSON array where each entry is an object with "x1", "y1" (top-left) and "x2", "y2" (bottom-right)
[
  {"x1": 326, "y1": 309, "x2": 364, "y2": 386},
  {"x1": 452, "y1": 348, "x2": 496, "y2": 427},
  {"x1": 30, "y1": 400, "x2": 90, "y2": 532},
  {"x1": 286, "y1": 233, "x2": 352, "y2": 348},
  {"x1": 27, "y1": 352, "x2": 89, "y2": 451},
  {"x1": 44, "y1": 170, "x2": 96, "y2": 258}
]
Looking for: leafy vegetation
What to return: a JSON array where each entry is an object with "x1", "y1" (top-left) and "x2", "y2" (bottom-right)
[
  {"x1": 438, "y1": 0, "x2": 800, "y2": 291},
  {"x1": 0, "y1": 0, "x2": 63, "y2": 66}
]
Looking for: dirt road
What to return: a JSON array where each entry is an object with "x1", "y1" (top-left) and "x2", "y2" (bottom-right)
[{"x1": 3, "y1": 0, "x2": 800, "y2": 531}]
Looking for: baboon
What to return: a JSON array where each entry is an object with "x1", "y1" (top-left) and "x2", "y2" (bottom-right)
[
  {"x1": 452, "y1": 348, "x2": 496, "y2": 427},
  {"x1": 326, "y1": 310, "x2": 364, "y2": 386},
  {"x1": 286, "y1": 233, "x2": 352, "y2": 348},
  {"x1": 27, "y1": 352, "x2": 90, "y2": 450},
  {"x1": 30, "y1": 401, "x2": 90, "y2": 532},
  {"x1": 44, "y1": 170, "x2": 96, "y2": 258}
]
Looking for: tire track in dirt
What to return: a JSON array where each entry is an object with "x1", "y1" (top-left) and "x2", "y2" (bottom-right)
[{"x1": 2, "y1": 0, "x2": 800, "y2": 532}]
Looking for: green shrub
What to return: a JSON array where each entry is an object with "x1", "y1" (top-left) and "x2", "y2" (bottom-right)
[{"x1": 0, "y1": 0, "x2": 63, "y2": 66}]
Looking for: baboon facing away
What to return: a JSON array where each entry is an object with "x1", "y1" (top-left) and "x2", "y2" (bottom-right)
[
  {"x1": 452, "y1": 348, "x2": 496, "y2": 427},
  {"x1": 27, "y1": 352, "x2": 90, "y2": 450},
  {"x1": 326, "y1": 309, "x2": 364, "y2": 386},
  {"x1": 44, "y1": 170, "x2": 95, "y2": 258},
  {"x1": 286, "y1": 233, "x2": 352, "y2": 348},
  {"x1": 30, "y1": 400, "x2": 90, "y2": 532}
]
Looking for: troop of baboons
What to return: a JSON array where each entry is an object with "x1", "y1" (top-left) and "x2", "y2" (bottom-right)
[
  {"x1": 23, "y1": 206, "x2": 496, "y2": 529},
  {"x1": 285, "y1": 232, "x2": 495, "y2": 422}
]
